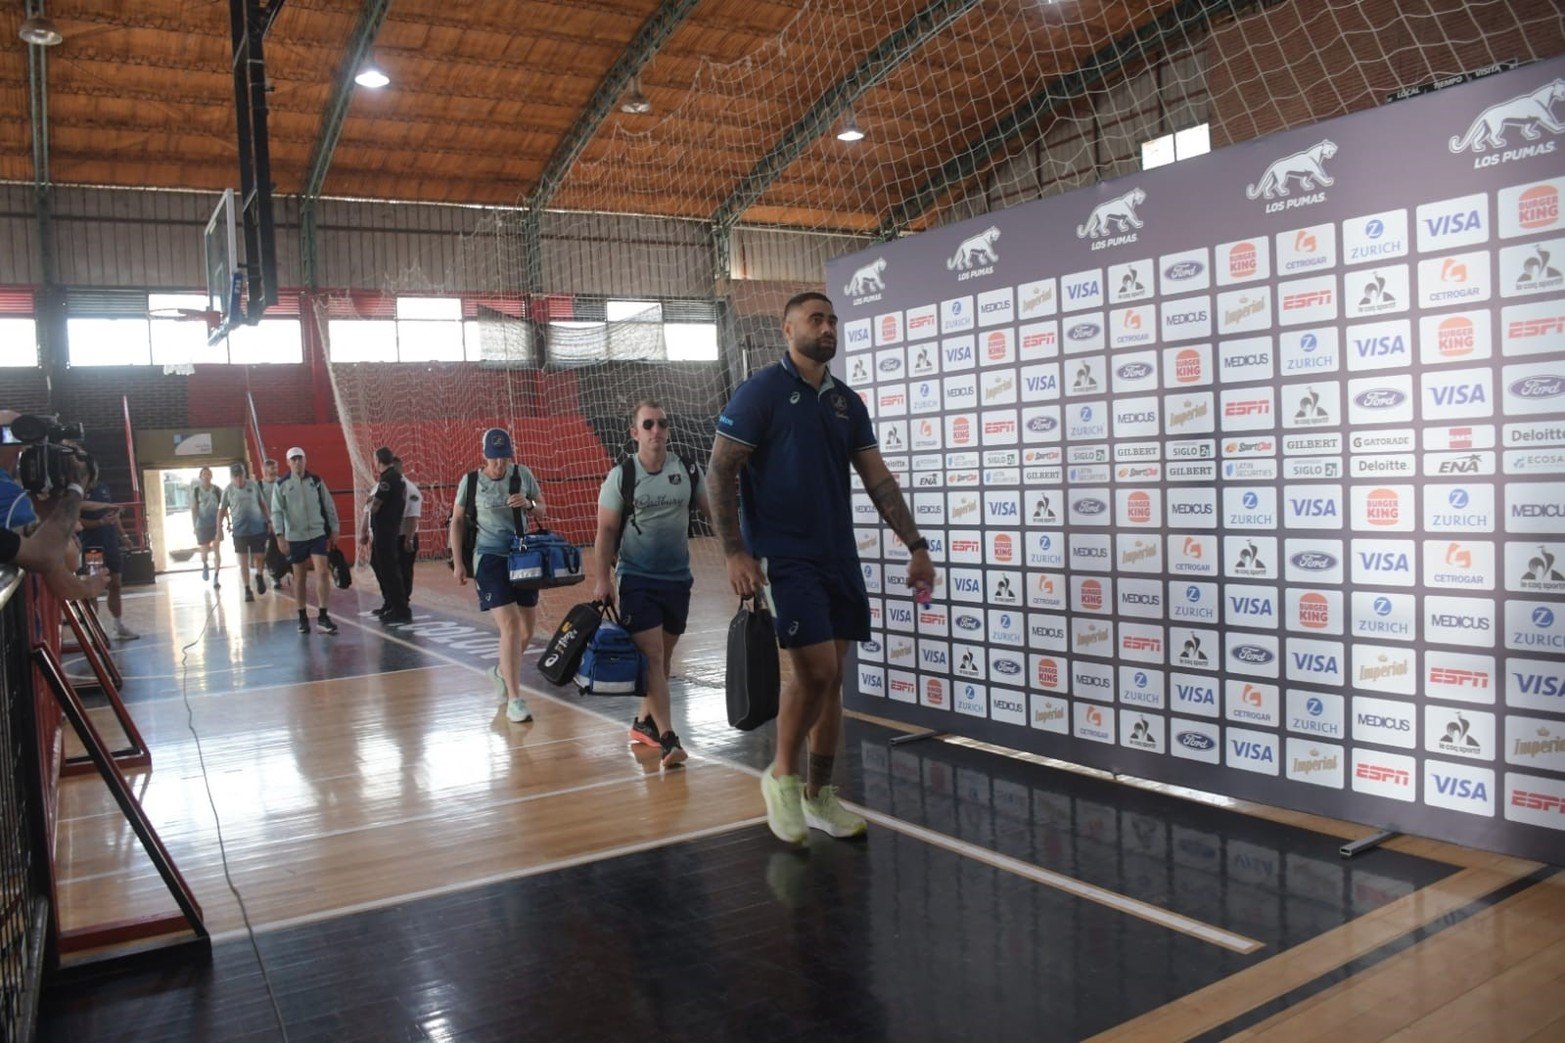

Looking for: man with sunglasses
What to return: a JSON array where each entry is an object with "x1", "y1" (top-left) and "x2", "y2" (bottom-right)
[
  {"x1": 710, "y1": 291, "x2": 934, "y2": 845},
  {"x1": 592, "y1": 400, "x2": 711, "y2": 769}
]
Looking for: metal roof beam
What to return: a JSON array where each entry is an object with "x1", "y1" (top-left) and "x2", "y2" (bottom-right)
[
  {"x1": 710, "y1": 0, "x2": 981, "y2": 234},
  {"x1": 527, "y1": 0, "x2": 702, "y2": 217},
  {"x1": 302, "y1": 0, "x2": 391, "y2": 202},
  {"x1": 876, "y1": 0, "x2": 1280, "y2": 239}
]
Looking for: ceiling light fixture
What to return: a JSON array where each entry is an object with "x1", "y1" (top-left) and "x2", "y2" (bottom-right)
[
  {"x1": 836, "y1": 109, "x2": 865, "y2": 142},
  {"x1": 620, "y1": 76, "x2": 651, "y2": 114},
  {"x1": 18, "y1": 13, "x2": 64, "y2": 47},
  {"x1": 354, "y1": 66, "x2": 390, "y2": 89}
]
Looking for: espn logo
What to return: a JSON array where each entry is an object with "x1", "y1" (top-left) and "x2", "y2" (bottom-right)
[
  {"x1": 1512, "y1": 790, "x2": 1565, "y2": 814},
  {"x1": 1428, "y1": 667, "x2": 1489, "y2": 689},
  {"x1": 1355, "y1": 762, "x2": 1410, "y2": 785}
]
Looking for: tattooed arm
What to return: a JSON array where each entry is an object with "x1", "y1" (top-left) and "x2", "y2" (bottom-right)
[
  {"x1": 708, "y1": 434, "x2": 765, "y2": 596},
  {"x1": 853, "y1": 447, "x2": 935, "y2": 595}
]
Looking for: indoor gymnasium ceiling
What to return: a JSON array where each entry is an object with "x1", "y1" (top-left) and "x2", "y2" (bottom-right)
[{"x1": 0, "y1": 0, "x2": 1181, "y2": 231}]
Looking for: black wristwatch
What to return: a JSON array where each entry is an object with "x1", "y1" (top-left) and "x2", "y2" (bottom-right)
[{"x1": 906, "y1": 537, "x2": 929, "y2": 554}]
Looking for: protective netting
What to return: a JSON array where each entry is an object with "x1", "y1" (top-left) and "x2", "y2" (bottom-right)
[{"x1": 322, "y1": 0, "x2": 1564, "y2": 557}]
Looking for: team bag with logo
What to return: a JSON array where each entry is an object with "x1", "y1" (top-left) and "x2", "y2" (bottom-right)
[
  {"x1": 573, "y1": 608, "x2": 646, "y2": 696},
  {"x1": 508, "y1": 527, "x2": 585, "y2": 589},
  {"x1": 726, "y1": 596, "x2": 779, "y2": 730},
  {"x1": 537, "y1": 600, "x2": 605, "y2": 686}
]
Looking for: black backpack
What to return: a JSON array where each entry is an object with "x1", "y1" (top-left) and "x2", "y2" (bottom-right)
[
  {"x1": 616, "y1": 452, "x2": 699, "y2": 546},
  {"x1": 449, "y1": 467, "x2": 524, "y2": 570}
]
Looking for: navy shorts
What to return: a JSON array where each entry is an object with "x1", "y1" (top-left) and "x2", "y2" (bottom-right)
[
  {"x1": 233, "y1": 532, "x2": 268, "y2": 555},
  {"x1": 618, "y1": 574, "x2": 692, "y2": 636},
  {"x1": 762, "y1": 556, "x2": 870, "y2": 649},
  {"x1": 475, "y1": 553, "x2": 539, "y2": 612},
  {"x1": 287, "y1": 534, "x2": 329, "y2": 564}
]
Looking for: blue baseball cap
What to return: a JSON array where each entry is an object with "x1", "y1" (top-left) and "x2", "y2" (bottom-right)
[{"x1": 482, "y1": 428, "x2": 514, "y2": 459}]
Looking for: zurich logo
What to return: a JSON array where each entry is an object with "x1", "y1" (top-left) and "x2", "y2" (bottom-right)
[
  {"x1": 1242, "y1": 492, "x2": 1259, "y2": 509},
  {"x1": 1185, "y1": 585, "x2": 1200, "y2": 602},
  {"x1": 1448, "y1": 488, "x2": 1470, "y2": 509},
  {"x1": 1233, "y1": 645, "x2": 1274, "y2": 664},
  {"x1": 1534, "y1": 607, "x2": 1557, "y2": 628},
  {"x1": 1068, "y1": 322, "x2": 1102, "y2": 340},
  {"x1": 1301, "y1": 333, "x2": 1318, "y2": 351},
  {"x1": 999, "y1": 613, "x2": 1012, "y2": 627},
  {"x1": 1134, "y1": 671, "x2": 1148, "y2": 686},
  {"x1": 1080, "y1": 406, "x2": 1094, "y2": 421},
  {"x1": 1306, "y1": 697, "x2": 1324, "y2": 716},
  {"x1": 1291, "y1": 551, "x2": 1337, "y2": 571},
  {"x1": 1365, "y1": 218, "x2": 1385, "y2": 239},
  {"x1": 1039, "y1": 534, "x2": 1053, "y2": 549},
  {"x1": 1177, "y1": 731, "x2": 1216, "y2": 751},
  {"x1": 1373, "y1": 596, "x2": 1393, "y2": 616},
  {"x1": 1354, "y1": 388, "x2": 1407, "y2": 409}
]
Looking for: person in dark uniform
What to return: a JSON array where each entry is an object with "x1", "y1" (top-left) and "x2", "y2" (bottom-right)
[{"x1": 367, "y1": 447, "x2": 409, "y2": 624}]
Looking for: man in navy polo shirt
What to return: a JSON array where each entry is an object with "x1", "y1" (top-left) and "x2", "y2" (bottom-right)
[{"x1": 710, "y1": 290, "x2": 934, "y2": 844}]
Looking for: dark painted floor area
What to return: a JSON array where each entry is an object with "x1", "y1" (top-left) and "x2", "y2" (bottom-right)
[{"x1": 41, "y1": 593, "x2": 1460, "y2": 1041}]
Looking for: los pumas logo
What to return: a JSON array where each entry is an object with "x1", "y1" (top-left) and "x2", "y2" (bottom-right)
[
  {"x1": 1449, "y1": 78, "x2": 1565, "y2": 167},
  {"x1": 1246, "y1": 139, "x2": 1337, "y2": 213},
  {"x1": 947, "y1": 226, "x2": 1000, "y2": 281},
  {"x1": 843, "y1": 258, "x2": 887, "y2": 303},
  {"x1": 1076, "y1": 188, "x2": 1146, "y2": 251}
]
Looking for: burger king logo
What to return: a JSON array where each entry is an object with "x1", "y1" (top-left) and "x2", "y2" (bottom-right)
[
  {"x1": 1519, "y1": 185, "x2": 1559, "y2": 230},
  {"x1": 994, "y1": 534, "x2": 1014, "y2": 562},
  {"x1": 1127, "y1": 491, "x2": 1153, "y2": 524},
  {"x1": 1438, "y1": 316, "x2": 1475, "y2": 358},
  {"x1": 1299, "y1": 592, "x2": 1330, "y2": 629},
  {"x1": 952, "y1": 417, "x2": 972, "y2": 443},
  {"x1": 1081, "y1": 579, "x2": 1104, "y2": 611},
  {"x1": 1176, "y1": 349, "x2": 1202, "y2": 383},
  {"x1": 986, "y1": 331, "x2": 1008, "y2": 361},
  {"x1": 1229, "y1": 242, "x2": 1258, "y2": 279},
  {"x1": 1367, "y1": 487, "x2": 1400, "y2": 526},
  {"x1": 1037, "y1": 658, "x2": 1059, "y2": 687}
]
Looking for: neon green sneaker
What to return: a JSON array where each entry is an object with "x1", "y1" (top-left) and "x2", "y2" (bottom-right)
[
  {"x1": 803, "y1": 786, "x2": 867, "y2": 839},
  {"x1": 760, "y1": 767, "x2": 806, "y2": 844}
]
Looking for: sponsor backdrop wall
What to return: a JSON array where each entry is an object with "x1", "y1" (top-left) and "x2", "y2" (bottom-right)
[{"x1": 830, "y1": 56, "x2": 1565, "y2": 864}]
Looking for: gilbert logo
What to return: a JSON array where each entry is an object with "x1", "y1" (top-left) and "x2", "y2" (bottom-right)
[
  {"x1": 1075, "y1": 188, "x2": 1146, "y2": 250},
  {"x1": 946, "y1": 226, "x2": 1001, "y2": 280},
  {"x1": 1449, "y1": 78, "x2": 1565, "y2": 166},
  {"x1": 843, "y1": 258, "x2": 887, "y2": 300},
  {"x1": 1246, "y1": 139, "x2": 1337, "y2": 213}
]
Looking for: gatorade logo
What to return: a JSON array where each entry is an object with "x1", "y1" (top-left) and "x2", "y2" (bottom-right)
[
  {"x1": 1439, "y1": 316, "x2": 1475, "y2": 358},
  {"x1": 1519, "y1": 185, "x2": 1559, "y2": 230}
]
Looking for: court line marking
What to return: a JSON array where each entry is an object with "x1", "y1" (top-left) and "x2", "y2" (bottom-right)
[
  {"x1": 205, "y1": 815, "x2": 768, "y2": 946},
  {"x1": 337, "y1": 612, "x2": 1263, "y2": 954},
  {"x1": 62, "y1": 662, "x2": 438, "y2": 701},
  {"x1": 59, "y1": 758, "x2": 712, "y2": 888}
]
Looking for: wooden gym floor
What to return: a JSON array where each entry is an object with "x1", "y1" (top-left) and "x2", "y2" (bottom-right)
[{"x1": 34, "y1": 546, "x2": 1565, "y2": 1041}]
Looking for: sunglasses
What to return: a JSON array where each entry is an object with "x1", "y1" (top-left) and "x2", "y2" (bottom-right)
[{"x1": 640, "y1": 418, "x2": 670, "y2": 430}]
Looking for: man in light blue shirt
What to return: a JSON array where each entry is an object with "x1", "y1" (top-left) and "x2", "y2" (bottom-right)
[
  {"x1": 219, "y1": 461, "x2": 270, "y2": 603},
  {"x1": 592, "y1": 399, "x2": 711, "y2": 769}
]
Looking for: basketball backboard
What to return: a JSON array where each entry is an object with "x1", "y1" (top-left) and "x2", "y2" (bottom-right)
[{"x1": 203, "y1": 189, "x2": 239, "y2": 345}]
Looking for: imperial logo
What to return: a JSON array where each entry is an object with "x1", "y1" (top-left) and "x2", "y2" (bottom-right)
[
  {"x1": 1439, "y1": 316, "x2": 1476, "y2": 358},
  {"x1": 1366, "y1": 488, "x2": 1401, "y2": 526},
  {"x1": 1229, "y1": 242, "x2": 1258, "y2": 279},
  {"x1": 1299, "y1": 593, "x2": 1331, "y2": 628},
  {"x1": 1354, "y1": 388, "x2": 1406, "y2": 409},
  {"x1": 1519, "y1": 185, "x2": 1559, "y2": 229},
  {"x1": 1510, "y1": 375, "x2": 1565, "y2": 399}
]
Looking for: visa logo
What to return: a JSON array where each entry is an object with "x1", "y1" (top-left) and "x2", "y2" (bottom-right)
[
  {"x1": 1431, "y1": 773, "x2": 1488, "y2": 801},
  {"x1": 954, "y1": 577, "x2": 981, "y2": 593},
  {"x1": 1175, "y1": 683, "x2": 1215, "y2": 704},
  {"x1": 1354, "y1": 336, "x2": 1407, "y2": 357},
  {"x1": 989, "y1": 502, "x2": 1018, "y2": 517},
  {"x1": 1230, "y1": 740, "x2": 1275, "y2": 763},
  {"x1": 1067, "y1": 279, "x2": 1100, "y2": 300},
  {"x1": 1430, "y1": 384, "x2": 1487, "y2": 406},
  {"x1": 1359, "y1": 551, "x2": 1410, "y2": 572},
  {"x1": 1292, "y1": 652, "x2": 1340, "y2": 674},
  {"x1": 1423, "y1": 209, "x2": 1482, "y2": 238},
  {"x1": 1516, "y1": 672, "x2": 1563, "y2": 697},
  {"x1": 1024, "y1": 375, "x2": 1058, "y2": 392},
  {"x1": 944, "y1": 345, "x2": 973, "y2": 364},
  {"x1": 1289, "y1": 498, "x2": 1338, "y2": 517},
  {"x1": 921, "y1": 649, "x2": 948, "y2": 667},
  {"x1": 1229, "y1": 596, "x2": 1274, "y2": 615}
]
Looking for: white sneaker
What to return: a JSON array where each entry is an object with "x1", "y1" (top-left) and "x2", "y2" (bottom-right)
[
  {"x1": 113, "y1": 622, "x2": 140, "y2": 641},
  {"x1": 506, "y1": 696, "x2": 533, "y2": 723}
]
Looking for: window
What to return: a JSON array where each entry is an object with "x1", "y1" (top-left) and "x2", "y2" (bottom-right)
[
  {"x1": 664, "y1": 323, "x2": 719, "y2": 362},
  {"x1": 1142, "y1": 122, "x2": 1210, "y2": 170},
  {"x1": 0, "y1": 318, "x2": 38, "y2": 367},
  {"x1": 229, "y1": 320, "x2": 303, "y2": 365},
  {"x1": 327, "y1": 320, "x2": 398, "y2": 362},
  {"x1": 464, "y1": 318, "x2": 532, "y2": 363},
  {"x1": 66, "y1": 318, "x2": 152, "y2": 367},
  {"x1": 547, "y1": 320, "x2": 608, "y2": 365}
]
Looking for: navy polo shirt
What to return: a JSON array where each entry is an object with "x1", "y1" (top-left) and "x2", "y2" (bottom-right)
[{"x1": 716, "y1": 352, "x2": 877, "y2": 561}]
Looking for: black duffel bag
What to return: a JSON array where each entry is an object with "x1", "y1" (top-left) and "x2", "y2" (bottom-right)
[{"x1": 726, "y1": 596, "x2": 779, "y2": 731}]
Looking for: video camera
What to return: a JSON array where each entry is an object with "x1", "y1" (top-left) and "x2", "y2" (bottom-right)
[{"x1": 7, "y1": 414, "x2": 91, "y2": 495}]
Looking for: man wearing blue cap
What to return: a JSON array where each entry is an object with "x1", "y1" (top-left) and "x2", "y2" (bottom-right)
[{"x1": 449, "y1": 427, "x2": 547, "y2": 724}]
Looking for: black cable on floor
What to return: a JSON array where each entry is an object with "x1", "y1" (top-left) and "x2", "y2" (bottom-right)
[{"x1": 176, "y1": 584, "x2": 291, "y2": 1042}]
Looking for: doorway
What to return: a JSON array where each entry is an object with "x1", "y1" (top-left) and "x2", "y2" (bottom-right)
[{"x1": 145, "y1": 466, "x2": 217, "y2": 573}]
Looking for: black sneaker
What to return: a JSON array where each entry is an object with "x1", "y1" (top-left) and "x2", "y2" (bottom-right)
[
  {"x1": 628, "y1": 715, "x2": 660, "y2": 748},
  {"x1": 381, "y1": 608, "x2": 413, "y2": 624},
  {"x1": 371, "y1": 605, "x2": 388, "y2": 617},
  {"x1": 317, "y1": 614, "x2": 339, "y2": 636},
  {"x1": 659, "y1": 731, "x2": 688, "y2": 769},
  {"x1": 297, "y1": 614, "x2": 311, "y2": 634},
  {"x1": 245, "y1": 587, "x2": 255, "y2": 603},
  {"x1": 255, "y1": 574, "x2": 267, "y2": 595}
]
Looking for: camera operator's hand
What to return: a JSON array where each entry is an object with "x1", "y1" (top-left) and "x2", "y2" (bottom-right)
[{"x1": 66, "y1": 454, "x2": 91, "y2": 489}]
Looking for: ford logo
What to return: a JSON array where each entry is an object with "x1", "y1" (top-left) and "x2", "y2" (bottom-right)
[
  {"x1": 1068, "y1": 323, "x2": 1102, "y2": 340},
  {"x1": 1116, "y1": 362, "x2": 1153, "y2": 380},
  {"x1": 1164, "y1": 260, "x2": 1204, "y2": 281},
  {"x1": 1233, "y1": 645, "x2": 1274, "y2": 664},
  {"x1": 994, "y1": 660, "x2": 1021, "y2": 676},
  {"x1": 862, "y1": 641, "x2": 881, "y2": 653},
  {"x1": 1290, "y1": 551, "x2": 1337, "y2": 571},
  {"x1": 1177, "y1": 731, "x2": 1216, "y2": 751},
  {"x1": 878, "y1": 358, "x2": 899, "y2": 372},
  {"x1": 1074, "y1": 498, "x2": 1107, "y2": 515},
  {"x1": 956, "y1": 617, "x2": 981, "y2": 631},
  {"x1": 1354, "y1": 389, "x2": 1407, "y2": 409},
  {"x1": 1509, "y1": 375, "x2": 1565, "y2": 399},
  {"x1": 1027, "y1": 416, "x2": 1058, "y2": 433}
]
